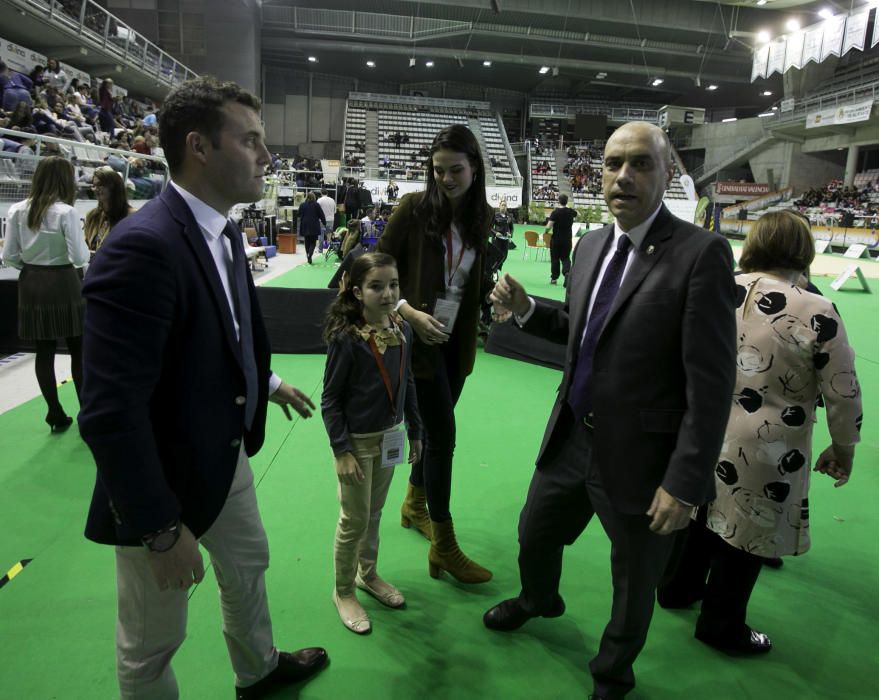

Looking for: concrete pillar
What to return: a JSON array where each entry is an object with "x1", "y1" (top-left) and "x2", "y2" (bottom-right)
[{"x1": 844, "y1": 145, "x2": 860, "y2": 186}]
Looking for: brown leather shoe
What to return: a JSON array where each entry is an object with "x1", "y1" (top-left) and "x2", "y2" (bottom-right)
[{"x1": 235, "y1": 648, "x2": 329, "y2": 699}]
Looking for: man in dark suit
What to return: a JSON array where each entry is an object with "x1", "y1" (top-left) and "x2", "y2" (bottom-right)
[
  {"x1": 486, "y1": 122, "x2": 736, "y2": 698},
  {"x1": 78, "y1": 77, "x2": 328, "y2": 699}
]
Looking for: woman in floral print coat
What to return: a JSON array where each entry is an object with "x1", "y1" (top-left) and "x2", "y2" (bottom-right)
[{"x1": 660, "y1": 210, "x2": 862, "y2": 655}]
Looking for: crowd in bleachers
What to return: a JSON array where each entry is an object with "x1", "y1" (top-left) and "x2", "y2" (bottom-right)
[
  {"x1": 564, "y1": 144, "x2": 603, "y2": 195},
  {"x1": 1, "y1": 58, "x2": 168, "y2": 200},
  {"x1": 793, "y1": 178, "x2": 879, "y2": 227}
]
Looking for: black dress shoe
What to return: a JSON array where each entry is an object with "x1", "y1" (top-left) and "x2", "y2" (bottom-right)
[
  {"x1": 763, "y1": 557, "x2": 784, "y2": 569},
  {"x1": 235, "y1": 647, "x2": 329, "y2": 699},
  {"x1": 483, "y1": 597, "x2": 565, "y2": 632},
  {"x1": 695, "y1": 627, "x2": 772, "y2": 655}
]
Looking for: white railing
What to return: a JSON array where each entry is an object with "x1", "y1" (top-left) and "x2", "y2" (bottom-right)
[
  {"x1": 529, "y1": 103, "x2": 660, "y2": 123},
  {"x1": 0, "y1": 127, "x2": 169, "y2": 204}
]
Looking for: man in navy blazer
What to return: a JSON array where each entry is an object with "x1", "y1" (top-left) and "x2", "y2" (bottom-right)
[
  {"x1": 486, "y1": 122, "x2": 736, "y2": 698},
  {"x1": 79, "y1": 77, "x2": 328, "y2": 699}
]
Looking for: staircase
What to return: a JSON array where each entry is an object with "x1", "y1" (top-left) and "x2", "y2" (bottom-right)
[
  {"x1": 365, "y1": 110, "x2": 379, "y2": 172},
  {"x1": 555, "y1": 149, "x2": 571, "y2": 198},
  {"x1": 468, "y1": 117, "x2": 496, "y2": 185},
  {"x1": 692, "y1": 135, "x2": 775, "y2": 187}
]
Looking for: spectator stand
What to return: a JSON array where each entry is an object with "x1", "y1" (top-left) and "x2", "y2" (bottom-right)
[
  {"x1": 14, "y1": 1, "x2": 197, "y2": 89},
  {"x1": 0, "y1": 126, "x2": 168, "y2": 212}
]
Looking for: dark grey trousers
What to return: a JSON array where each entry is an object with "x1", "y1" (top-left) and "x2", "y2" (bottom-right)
[{"x1": 516, "y1": 407, "x2": 676, "y2": 699}]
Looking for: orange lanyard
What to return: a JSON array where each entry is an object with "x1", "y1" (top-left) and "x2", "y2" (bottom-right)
[
  {"x1": 367, "y1": 334, "x2": 404, "y2": 415},
  {"x1": 445, "y1": 228, "x2": 466, "y2": 287}
]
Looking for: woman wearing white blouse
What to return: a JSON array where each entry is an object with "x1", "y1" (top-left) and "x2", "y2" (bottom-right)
[{"x1": 2, "y1": 156, "x2": 89, "y2": 431}]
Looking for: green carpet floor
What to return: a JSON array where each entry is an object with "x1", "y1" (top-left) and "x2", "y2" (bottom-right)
[{"x1": 1, "y1": 247, "x2": 876, "y2": 699}]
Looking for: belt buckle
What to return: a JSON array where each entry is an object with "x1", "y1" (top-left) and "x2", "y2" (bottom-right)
[{"x1": 582, "y1": 413, "x2": 594, "y2": 430}]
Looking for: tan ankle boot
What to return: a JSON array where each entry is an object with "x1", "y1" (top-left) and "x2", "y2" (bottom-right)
[
  {"x1": 428, "y1": 518, "x2": 492, "y2": 584},
  {"x1": 400, "y1": 482, "x2": 432, "y2": 540}
]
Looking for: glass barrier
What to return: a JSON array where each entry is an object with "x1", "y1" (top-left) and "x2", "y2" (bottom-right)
[{"x1": 0, "y1": 127, "x2": 169, "y2": 207}]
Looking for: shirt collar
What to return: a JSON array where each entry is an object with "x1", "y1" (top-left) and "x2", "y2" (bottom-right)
[
  {"x1": 170, "y1": 180, "x2": 229, "y2": 240},
  {"x1": 612, "y1": 202, "x2": 664, "y2": 251}
]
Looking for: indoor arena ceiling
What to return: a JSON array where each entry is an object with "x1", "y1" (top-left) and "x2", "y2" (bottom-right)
[{"x1": 260, "y1": 0, "x2": 879, "y2": 110}]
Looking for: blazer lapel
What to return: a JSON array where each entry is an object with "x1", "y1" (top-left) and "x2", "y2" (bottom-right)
[
  {"x1": 605, "y1": 206, "x2": 674, "y2": 324},
  {"x1": 160, "y1": 188, "x2": 244, "y2": 366}
]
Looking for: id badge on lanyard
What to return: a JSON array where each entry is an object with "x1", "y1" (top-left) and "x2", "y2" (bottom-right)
[
  {"x1": 368, "y1": 334, "x2": 406, "y2": 467},
  {"x1": 381, "y1": 428, "x2": 405, "y2": 468}
]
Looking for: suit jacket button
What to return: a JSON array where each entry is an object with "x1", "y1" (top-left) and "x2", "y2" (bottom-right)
[
  {"x1": 235, "y1": 396, "x2": 246, "y2": 405},
  {"x1": 230, "y1": 438, "x2": 241, "y2": 448}
]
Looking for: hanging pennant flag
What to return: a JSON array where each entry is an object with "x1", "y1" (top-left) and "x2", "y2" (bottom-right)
[
  {"x1": 784, "y1": 31, "x2": 805, "y2": 72},
  {"x1": 843, "y1": 8, "x2": 870, "y2": 55},
  {"x1": 820, "y1": 14, "x2": 846, "y2": 60},
  {"x1": 751, "y1": 44, "x2": 770, "y2": 82},
  {"x1": 803, "y1": 24, "x2": 823, "y2": 65},
  {"x1": 767, "y1": 39, "x2": 787, "y2": 75},
  {"x1": 874, "y1": 7, "x2": 879, "y2": 48}
]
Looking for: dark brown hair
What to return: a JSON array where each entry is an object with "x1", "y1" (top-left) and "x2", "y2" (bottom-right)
[
  {"x1": 158, "y1": 76, "x2": 261, "y2": 174},
  {"x1": 92, "y1": 167, "x2": 131, "y2": 226},
  {"x1": 739, "y1": 210, "x2": 815, "y2": 274},
  {"x1": 323, "y1": 252, "x2": 398, "y2": 343},
  {"x1": 414, "y1": 124, "x2": 490, "y2": 250}
]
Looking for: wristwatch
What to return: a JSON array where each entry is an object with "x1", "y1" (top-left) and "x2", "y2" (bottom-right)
[{"x1": 142, "y1": 520, "x2": 182, "y2": 553}]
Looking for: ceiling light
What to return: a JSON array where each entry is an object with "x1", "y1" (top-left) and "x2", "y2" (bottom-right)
[
  {"x1": 651, "y1": 78, "x2": 664, "y2": 86},
  {"x1": 819, "y1": 9, "x2": 833, "y2": 20},
  {"x1": 307, "y1": 56, "x2": 317, "y2": 63},
  {"x1": 425, "y1": 60, "x2": 434, "y2": 67},
  {"x1": 758, "y1": 112, "x2": 775, "y2": 117},
  {"x1": 707, "y1": 84, "x2": 718, "y2": 90},
  {"x1": 483, "y1": 60, "x2": 492, "y2": 67},
  {"x1": 539, "y1": 66, "x2": 550, "y2": 74},
  {"x1": 366, "y1": 60, "x2": 376, "y2": 68},
  {"x1": 408, "y1": 57, "x2": 416, "y2": 67},
  {"x1": 756, "y1": 30, "x2": 771, "y2": 43},
  {"x1": 762, "y1": 90, "x2": 773, "y2": 96},
  {"x1": 722, "y1": 117, "x2": 738, "y2": 122},
  {"x1": 596, "y1": 73, "x2": 606, "y2": 79},
  {"x1": 756, "y1": 0, "x2": 767, "y2": 6},
  {"x1": 785, "y1": 19, "x2": 800, "y2": 32}
]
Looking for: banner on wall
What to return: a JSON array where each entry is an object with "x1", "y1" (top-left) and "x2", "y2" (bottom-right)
[
  {"x1": 362, "y1": 180, "x2": 522, "y2": 208},
  {"x1": 320, "y1": 159, "x2": 340, "y2": 182},
  {"x1": 767, "y1": 39, "x2": 786, "y2": 76},
  {"x1": 784, "y1": 32, "x2": 805, "y2": 71},
  {"x1": 751, "y1": 44, "x2": 769, "y2": 82},
  {"x1": 715, "y1": 182, "x2": 771, "y2": 196},
  {"x1": 843, "y1": 8, "x2": 869, "y2": 55},
  {"x1": 0, "y1": 37, "x2": 46, "y2": 74},
  {"x1": 806, "y1": 100, "x2": 873, "y2": 129},
  {"x1": 363, "y1": 179, "x2": 424, "y2": 202},
  {"x1": 820, "y1": 14, "x2": 846, "y2": 60},
  {"x1": 803, "y1": 25, "x2": 823, "y2": 65},
  {"x1": 486, "y1": 186, "x2": 522, "y2": 208}
]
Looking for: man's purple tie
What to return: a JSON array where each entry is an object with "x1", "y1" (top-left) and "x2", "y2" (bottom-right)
[
  {"x1": 223, "y1": 222, "x2": 258, "y2": 430},
  {"x1": 568, "y1": 234, "x2": 632, "y2": 420}
]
